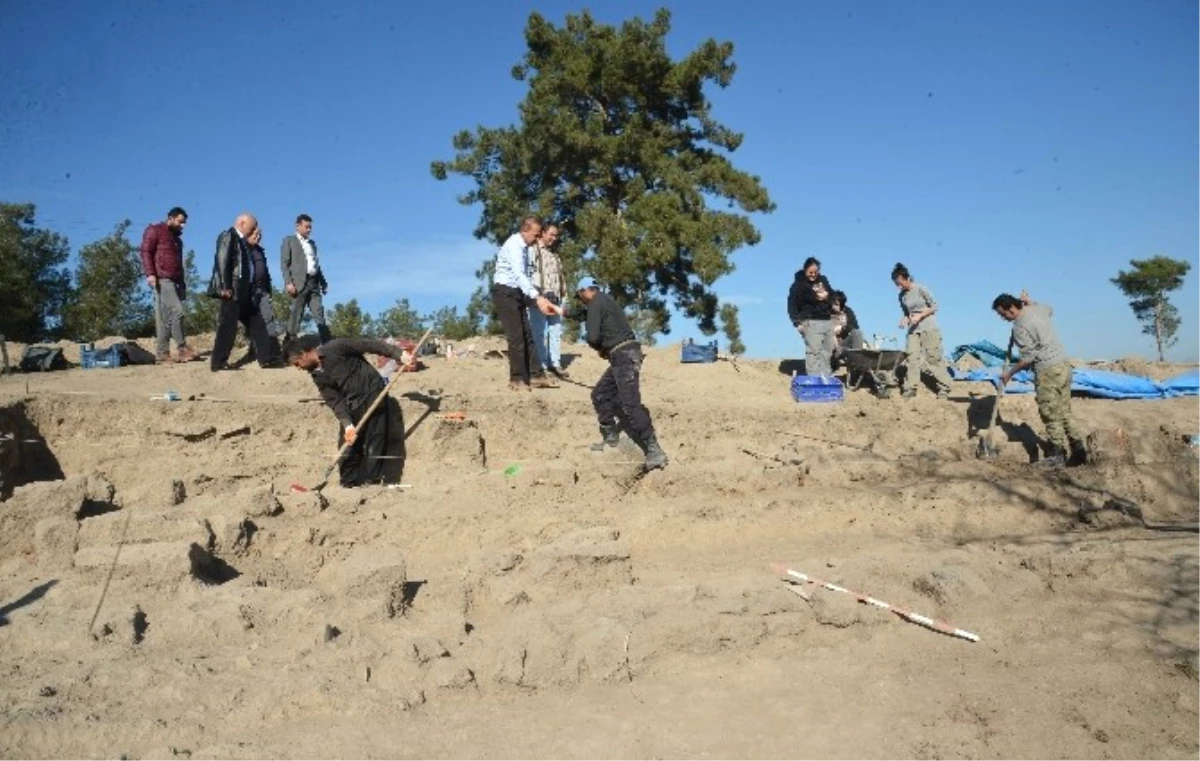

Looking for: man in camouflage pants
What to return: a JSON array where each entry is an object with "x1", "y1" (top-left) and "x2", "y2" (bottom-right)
[{"x1": 993, "y1": 290, "x2": 1087, "y2": 467}]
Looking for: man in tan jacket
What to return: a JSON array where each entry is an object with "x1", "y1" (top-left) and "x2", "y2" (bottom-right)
[{"x1": 528, "y1": 223, "x2": 569, "y2": 377}]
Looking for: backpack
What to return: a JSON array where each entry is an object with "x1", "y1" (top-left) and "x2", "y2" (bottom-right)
[
  {"x1": 19, "y1": 345, "x2": 68, "y2": 372},
  {"x1": 115, "y1": 342, "x2": 157, "y2": 366}
]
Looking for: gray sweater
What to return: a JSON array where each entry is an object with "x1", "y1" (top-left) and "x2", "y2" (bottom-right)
[{"x1": 1012, "y1": 303, "x2": 1067, "y2": 372}]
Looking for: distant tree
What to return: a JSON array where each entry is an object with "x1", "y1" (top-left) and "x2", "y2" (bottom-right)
[
  {"x1": 0, "y1": 202, "x2": 73, "y2": 341},
  {"x1": 426, "y1": 305, "x2": 478, "y2": 341},
  {"x1": 327, "y1": 299, "x2": 373, "y2": 338},
  {"x1": 62, "y1": 220, "x2": 152, "y2": 341},
  {"x1": 267, "y1": 290, "x2": 312, "y2": 336},
  {"x1": 719, "y1": 302, "x2": 746, "y2": 355},
  {"x1": 627, "y1": 306, "x2": 666, "y2": 347},
  {"x1": 431, "y1": 8, "x2": 774, "y2": 338},
  {"x1": 374, "y1": 298, "x2": 426, "y2": 339},
  {"x1": 1110, "y1": 256, "x2": 1192, "y2": 361},
  {"x1": 181, "y1": 249, "x2": 218, "y2": 334},
  {"x1": 465, "y1": 260, "x2": 504, "y2": 335}
]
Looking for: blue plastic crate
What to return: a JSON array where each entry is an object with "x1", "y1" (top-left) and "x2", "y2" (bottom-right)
[
  {"x1": 790, "y1": 373, "x2": 844, "y2": 403},
  {"x1": 681, "y1": 339, "x2": 718, "y2": 364},
  {"x1": 80, "y1": 344, "x2": 122, "y2": 370}
]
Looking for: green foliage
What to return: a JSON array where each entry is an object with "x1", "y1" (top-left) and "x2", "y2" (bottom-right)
[
  {"x1": 719, "y1": 302, "x2": 746, "y2": 355},
  {"x1": 373, "y1": 298, "x2": 426, "y2": 339},
  {"x1": 465, "y1": 260, "x2": 505, "y2": 336},
  {"x1": 182, "y1": 250, "x2": 218, "y2": 334},
  {"x1": 62, "y1": 220, "x2": 152, "y2": 341},
  {"x1": 1110, "y1": 256, "x2": 1192, "y2": 360},
  {"x1": 426, "y1": 305, "x2": 477, "y2": 341},
  {"x1": 432, "y1": 8, "x2": 773, "y2": 338},
  {"x1": 328, "y1": 299, "x2": 374, "y2": 338},
  {"x1": 0, "y1": 202, "x2": 73, "y2": 341},
  {"x1": 626, "y1": 307, "x2": 666, "y2": 347}
]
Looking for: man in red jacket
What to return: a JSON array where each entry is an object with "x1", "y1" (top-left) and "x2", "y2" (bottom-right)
[{"x1": 140, "y1": 207, "x2": 197, "y2": 363}]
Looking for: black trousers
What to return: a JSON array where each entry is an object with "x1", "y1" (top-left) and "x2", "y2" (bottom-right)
[
  {"x1": 211, "y1": 296, "x2": 273, "y2": 369},
  {"x1": 591, "y1": 344, "x2": 655, "y2": 445},
  {"x1": 491, "y1": 283, "x2": 538, "y2": 382},
  {"x1": 339, "y1": 401, "x2": 390, "y2": 487}
]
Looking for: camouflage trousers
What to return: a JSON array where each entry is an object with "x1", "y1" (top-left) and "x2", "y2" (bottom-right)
[{"x1": 1035, "y1": 361, "x2": 1083, "y2": 451}]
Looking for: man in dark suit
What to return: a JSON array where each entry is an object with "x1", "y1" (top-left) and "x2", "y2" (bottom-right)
[
  {"x1": 209, "y1": 213, "x2": 274, "y2": 371},
  {"x1": 281, "y1": 213, "x2": 332, "y2": 343}
]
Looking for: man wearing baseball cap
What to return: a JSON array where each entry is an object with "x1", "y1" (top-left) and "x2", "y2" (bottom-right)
[{"x1": 573, "y1": 277, "x2": 668, "y2": 471}]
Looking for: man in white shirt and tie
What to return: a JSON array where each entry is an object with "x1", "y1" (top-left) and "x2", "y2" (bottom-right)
[
  {"x1": 491, "y1": 216, "x2": 560, "y2": 390},
  {"x1": 281, "y1": 213, "x2": 332, "y2": 343}
]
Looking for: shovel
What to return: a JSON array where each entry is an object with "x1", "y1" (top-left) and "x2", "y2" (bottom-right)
[
  {"x1": 295, "y1": 328, "x2": 434, "y2": 494},
  {"x1": 976, "y1": 337, "x2": 1014, "y2": 459}
]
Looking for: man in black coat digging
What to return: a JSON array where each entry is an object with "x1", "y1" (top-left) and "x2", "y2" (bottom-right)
[{"x1": 287, "y1": 335, "x2": 408, "y2": 487}]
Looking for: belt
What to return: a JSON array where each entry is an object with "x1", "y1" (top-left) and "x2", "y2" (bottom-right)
[{"x1": 608, "y1": 339, "x2": 639, "y2": 355}]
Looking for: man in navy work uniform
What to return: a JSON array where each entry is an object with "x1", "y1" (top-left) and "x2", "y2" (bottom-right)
[{"x1": 572, "y1": 277, "x2": 668, "y2": 471}]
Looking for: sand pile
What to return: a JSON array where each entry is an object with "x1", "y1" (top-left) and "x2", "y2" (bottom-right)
[{"x1": 0, "y1": 342, "x2": 1196, "y2": 758}]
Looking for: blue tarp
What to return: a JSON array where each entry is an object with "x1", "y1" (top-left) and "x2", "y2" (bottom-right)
[
  {"x1": 950, "y1": 340, "x2": 1017, "y2": 368},
  {"x1": 949, "y1": 365, "x2": 1200, "y2": 399}
]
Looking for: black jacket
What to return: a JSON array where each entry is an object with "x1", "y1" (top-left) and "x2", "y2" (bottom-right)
[
  {"x1": 787, "y1": 271, "x2": 834, "y2": 323},
  {"x1": 839, "y1": 305, "x2": 859, "y2": 335},
  {"x1": 212, "y1": 228, "x2": 252, "y2": 302},
  {"x1": 575, "y1": 291, "x2": 637, "y2": 356},
  {"x1": 309, "y1": 339, "x2": 405, "y2": 428}
]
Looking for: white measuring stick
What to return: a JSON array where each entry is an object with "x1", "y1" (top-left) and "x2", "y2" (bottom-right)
[{"x1": 772, "y1": 563, "x2": 979, "y2": 642}]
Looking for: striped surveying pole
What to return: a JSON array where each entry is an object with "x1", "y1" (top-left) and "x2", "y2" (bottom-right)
[{"x1": 772, "y1": 563, "x2": 980, "y2": 643}]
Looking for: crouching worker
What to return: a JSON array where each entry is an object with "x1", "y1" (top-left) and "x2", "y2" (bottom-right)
[
  {"x1": 993, "y1": 291, "x2": 1087, "y2": 467},
  {"x1": 571, "y1": 278, "x2": 668, "y2": 471},
  {"x1": 286, "y1": 335, "x2": 408, "y2": 487}
]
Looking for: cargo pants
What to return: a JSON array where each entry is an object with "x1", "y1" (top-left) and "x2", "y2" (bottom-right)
[
  {"x1": 903, "y1": 328, "x2": 953, "y2": 395},
  {"x1": 1034, "y1": 361, "x2": 1083, "y2": 452}
]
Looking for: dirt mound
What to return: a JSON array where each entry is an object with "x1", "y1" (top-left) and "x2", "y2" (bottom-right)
[{"x1": 0, "y1": 345, "x2": 1196, "y2": 758}]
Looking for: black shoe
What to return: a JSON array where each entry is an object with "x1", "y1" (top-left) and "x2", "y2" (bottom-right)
[
  {"x1": 643, "y1": 438, "x2": 669, "y2": 471},
  {"x1": 590, "y1": 424, "x2": 620, "y2": 452},
  {"x1": 210, "y1": 363, "x2": 238, "y2": 372},
  {"x1": 1067, "y1": 440, "x2": 1089, "y2": 467},
  {"x1": 1036, "y1": 447, "x2": 1067, "y2": 468}
]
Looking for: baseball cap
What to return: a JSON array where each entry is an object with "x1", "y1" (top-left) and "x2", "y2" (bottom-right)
[{"x1": 576, "y1": 276, "x2": 600, "y2": 292}]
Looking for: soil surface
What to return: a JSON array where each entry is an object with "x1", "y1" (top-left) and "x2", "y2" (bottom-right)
[{"x1": 1, "y1": 336, "x2": 1197, "y2": 759}]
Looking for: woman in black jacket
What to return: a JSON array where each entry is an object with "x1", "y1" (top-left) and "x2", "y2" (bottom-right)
[{"x1": 786, "y1": 256, "x2": 836, "y2": 376}]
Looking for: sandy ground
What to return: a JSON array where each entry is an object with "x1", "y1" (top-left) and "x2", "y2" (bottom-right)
[{"x1": 0, "y1": 335, "x2": 1197, "y2": 759}]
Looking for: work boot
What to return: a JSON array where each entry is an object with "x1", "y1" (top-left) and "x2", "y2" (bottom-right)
[
  {"x1": 1067, "y1": 439, "x2": 1089, "y2": 467},
  {"x1": 643, "y1": 438, "x2": 669, "y2": 471},
  {"x1": 590, "y1": 424, "x2": 620, "y2": 452},
  {"x1": 1036, "y1": 445, "x2": 1067, "y2": 468}
]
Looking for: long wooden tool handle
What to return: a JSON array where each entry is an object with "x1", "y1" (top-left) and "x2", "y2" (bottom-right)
[
  {"x1": 985, "y1": 336, "x2": 1015, "y2": 430},
  {"x1": 320, "y1": 327, "x2": 435, "y2": 480}
]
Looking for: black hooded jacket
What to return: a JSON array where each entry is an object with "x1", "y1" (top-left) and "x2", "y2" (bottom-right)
[{"x1": 787, "y1": 271, "x2": 834, "y2": 323}]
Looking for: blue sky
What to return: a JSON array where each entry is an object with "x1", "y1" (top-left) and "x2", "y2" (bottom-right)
[{"x1": 2, "y1": 0, "x2": 1196, "y2": 361}]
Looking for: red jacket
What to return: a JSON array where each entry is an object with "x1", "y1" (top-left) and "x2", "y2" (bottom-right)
[{"x1": 140, "y1": 222, "x2": 184, "y2": 282}]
